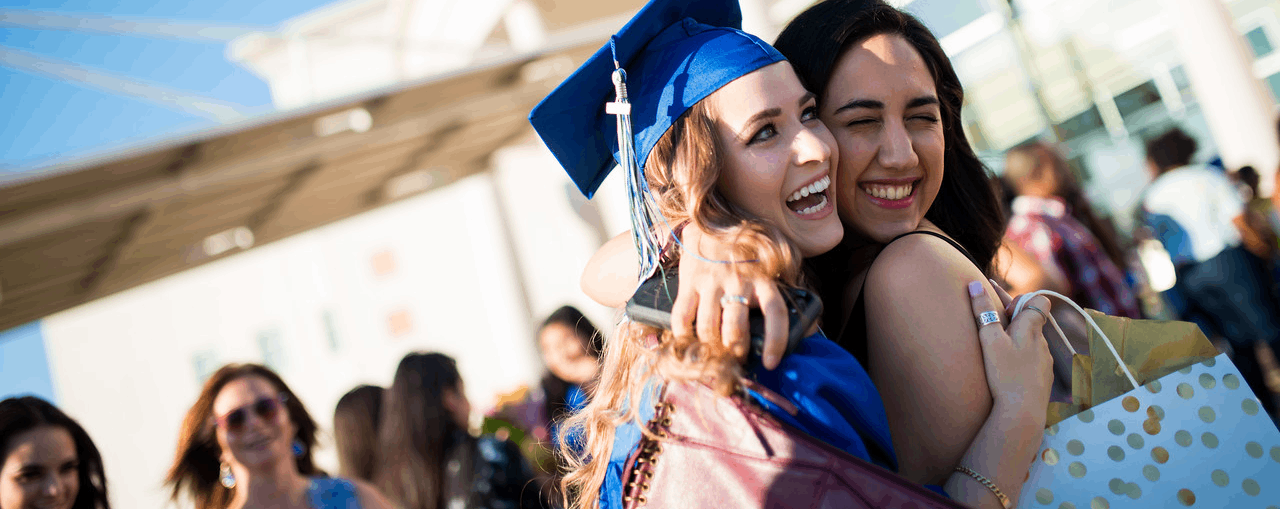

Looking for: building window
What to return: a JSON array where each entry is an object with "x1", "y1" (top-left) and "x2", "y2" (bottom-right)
[
  {"x1": 903, "y1": 0, "x2": 988, "y2": 40},
  {"x1": 1113, "y1": 80, "x2": 1162, "y2": 119},
  {"x1": 1246, "y1": 26, "x2": 1274, "y2": 58},
  {"x1": 1264, "y1": 71, "x2": 1280, "y2": 103},
  {"x1": 321, "y1": 310, "x2": 340, "y2": 352},
  {"x1": 258, "y1": 329, "x2": 286, "y2": 371},
  {"x1": 388, "y1": 309, "x2": 413, "y2": 338},
  {"x1": 192, "y1": 350, "x2": 219, "y2": 385},
  {"x1": 1055, "y1": 106, "x2": 1104, "y2": 140},
  {"x1": 371, "y1": 249, "x2": 396, "y2": 277}
]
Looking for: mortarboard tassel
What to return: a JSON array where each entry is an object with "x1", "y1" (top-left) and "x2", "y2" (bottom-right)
[{"x1": 607, "y1": 67, "x2": 665, "y2": 285}]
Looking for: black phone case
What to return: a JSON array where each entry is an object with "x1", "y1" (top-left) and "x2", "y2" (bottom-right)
[{"x1": 624, "y1": 266, "x2": 823, "y2": 364}]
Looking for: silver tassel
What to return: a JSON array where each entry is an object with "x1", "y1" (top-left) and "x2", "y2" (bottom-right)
[{"x1": 607, "y1": 68, "x2": 664, "y2": 284}]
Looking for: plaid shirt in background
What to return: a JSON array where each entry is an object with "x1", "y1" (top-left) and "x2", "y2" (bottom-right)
[{"x1": 1006, "y1": 195, "x2": 1143, "y2": 318}]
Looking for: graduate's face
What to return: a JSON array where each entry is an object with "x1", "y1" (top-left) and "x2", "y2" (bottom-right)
[
  {"x1": 706, "y1": 61, "x2": 843, "y2": 257},
  {"x1": 820, "y1": 34, "x2": 945, "y2": 243}
]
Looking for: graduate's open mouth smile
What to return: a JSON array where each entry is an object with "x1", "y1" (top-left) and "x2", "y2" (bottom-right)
[
  {"x1": 860, "y1": 177, "x2": 920, "y2": 209},
  {"x1": 785, "y1": 174, "x2": 833, "y2": 219}
]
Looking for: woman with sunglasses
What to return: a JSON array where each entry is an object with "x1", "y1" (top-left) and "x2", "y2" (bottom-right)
[
  {"x1": 1, "y1": 396, "x2": 111, "y2": 509},
  {"x1": 166, "y1": 363, "x2": 394, "y2": 509}
]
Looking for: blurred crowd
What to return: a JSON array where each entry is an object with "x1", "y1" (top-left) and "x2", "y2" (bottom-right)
[
  {"x1": 1, "y1": 306, "x2": 602, "y2": 509},
  {"x1": 993, "y1": 123, "x2": 1280, "y2": 417}
]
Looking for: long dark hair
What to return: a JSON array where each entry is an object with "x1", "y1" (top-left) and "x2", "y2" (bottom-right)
[
  {"x1": 165, "y1": 364, "x2": 322, "y2": 509},
  {"x1": 376, "y1": 352, "x2": 471, "y2": 509},
  {"x1": 775, "y1": 0, "x2": 1004, "y2": 272},
  {"x1": 1007, "y1": 141, "x2": 1130, "y2": 269},
  {"x1": 0, "y1": 396, "x2": 111, "y2": 509},
  {"x1": 538, "y1": 305, "x2": 603, "y2": 425},
  {"x1": 334, "y1": 385, "x2": 384, "y2": 483}
]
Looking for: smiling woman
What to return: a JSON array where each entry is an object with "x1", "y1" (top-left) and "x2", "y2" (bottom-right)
[
  {"x1": 166, "y1": 363, "x2": 393, "y2": 509},
  {"x1": 0, "y1": 396, "x2": 110, "y2": 509}
]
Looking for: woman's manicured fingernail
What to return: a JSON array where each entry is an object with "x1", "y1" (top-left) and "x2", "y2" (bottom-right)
[
  {"x1": 968, "y1": 281, "x2": 984, "y2": 297},
  {"x1": 988, "y1": 278, "x2": 1001, "y2": 289}
]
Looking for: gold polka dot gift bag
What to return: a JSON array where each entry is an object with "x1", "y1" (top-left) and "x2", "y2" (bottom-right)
[{"x1": 1011, "y1": 291, "x2": 1280, "y2": 508}]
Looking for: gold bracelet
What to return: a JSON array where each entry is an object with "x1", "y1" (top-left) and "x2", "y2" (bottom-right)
[{"x1": 955, "y1": 465, "x2": 1011, "y2": 509}]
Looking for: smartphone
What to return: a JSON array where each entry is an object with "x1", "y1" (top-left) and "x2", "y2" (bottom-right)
[{"x1": 624, "y1": 266, "x2": 823, "y2": 365}]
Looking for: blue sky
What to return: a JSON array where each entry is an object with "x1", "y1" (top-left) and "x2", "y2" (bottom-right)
[{"x1": 0, "y1": 0, "x2": 337, "y2": 172}]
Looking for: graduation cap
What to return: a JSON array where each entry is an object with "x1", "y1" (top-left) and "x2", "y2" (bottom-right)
[{"x1": 528, "y1": 0, "x2": 784, "y2": 281}]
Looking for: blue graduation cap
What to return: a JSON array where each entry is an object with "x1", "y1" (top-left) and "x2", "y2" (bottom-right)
[{"x1": 529, "y1": 0, "x2": 783, "y2": 281}]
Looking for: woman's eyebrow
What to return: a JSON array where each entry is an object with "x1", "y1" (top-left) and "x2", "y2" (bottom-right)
[
  {"x1": 834, "y1": 99, "x2": 882, "y2": 114},
  {"x1": 743, "y1": 107, "x2": 782, "y2": 129},
  {"x1": 907, "y1": 96, "x2": 940, "y2": 108},
  {"x1": 833, "y1": 95, "x2": 939, "y2": 114}
]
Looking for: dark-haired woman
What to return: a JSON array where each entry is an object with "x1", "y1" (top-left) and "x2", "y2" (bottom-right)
[
  {"x1": 1, "y1": 396, "x2": 111, "y2": 509},
  {"x1": 489, "y1": 306, "x2": 601, "y2": 465},
  {"x1": 333, "y1": 385, "x2": 383, "y2": 483},
  {"x1": 377, "y1": 352, "x2": 538, "y2": 509},
  {"x1": 582, "y1": 0, "x2": 1044, "y2": 491},
  {"x1": 166, "y1": 364, "x2": 393, "y2": 509}
]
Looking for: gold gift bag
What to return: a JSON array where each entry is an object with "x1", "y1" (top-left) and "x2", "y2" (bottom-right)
[
  {"x1": 1013, "y1": 291, "x2": 1280, "y2": 508},
  {"x1": 1045, "y1": 309, "x2": 1220, "y2": 426}
]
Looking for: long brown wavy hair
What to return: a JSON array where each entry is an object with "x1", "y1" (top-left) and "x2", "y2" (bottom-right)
[
  {"x1": 165, "y1": 364, "x2": 322, "y2": 509},
  {"x1": 557, "y1": 98, "x2": 807, "y2": 508}
]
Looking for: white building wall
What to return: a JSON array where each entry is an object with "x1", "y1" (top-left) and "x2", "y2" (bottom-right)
[{"x1": 39, "y1": 163, "x2": 620, "y2": 508}]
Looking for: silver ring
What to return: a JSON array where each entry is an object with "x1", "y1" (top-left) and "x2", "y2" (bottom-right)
[
  {"x1": 720, "y1": 294, "x2": 749, "y2": 306},
  {"x1": 977, "y1": 311, "x2": 1000, "y2": 327},
  {"x1": 1025, "y1": 305, "x2": 1050, "y2": 323}
]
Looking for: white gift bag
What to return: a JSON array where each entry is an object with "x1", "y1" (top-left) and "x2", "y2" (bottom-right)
[{"x1": 1012, "y1": 291, "x2": 1280, "y2": 508}]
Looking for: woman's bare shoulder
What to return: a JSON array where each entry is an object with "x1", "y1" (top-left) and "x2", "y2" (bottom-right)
[{"x1": 865, "y1": 230, "x2": 985, "y2": 288}]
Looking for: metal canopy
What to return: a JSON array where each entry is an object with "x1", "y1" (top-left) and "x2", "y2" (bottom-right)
[{"x1": 0, "y1": 39, "x2": 597, "y2": 332}]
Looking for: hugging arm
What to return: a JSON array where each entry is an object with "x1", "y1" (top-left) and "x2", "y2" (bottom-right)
[{"x1": 580, "y1": 224, "x2": 793, "y2": 369}]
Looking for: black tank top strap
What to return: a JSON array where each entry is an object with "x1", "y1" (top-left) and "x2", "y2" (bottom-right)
[
  {"x1": 840, "y1": 230, "x2": 980, "y2": 367},
  {"x1": 888, "y1": 230, "x2": 982, "y2": 272}
]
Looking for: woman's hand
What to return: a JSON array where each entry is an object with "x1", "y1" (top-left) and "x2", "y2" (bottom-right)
[
  {"x1": 968, "y1": 281, "x2": 1054, "y2": 421},
  {"x1": 943, "y1": 281, "x2": 1055, "y2": 508},
  {"x1": 671, "y1": 224, "x2": 791, "y2": 369}
]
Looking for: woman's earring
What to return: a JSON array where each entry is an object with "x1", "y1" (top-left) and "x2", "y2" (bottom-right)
[
  {"x1": 292, "y1": 439, "x2": 304, "y2": 457},
  {"x1": 219, "y1": 462, "x2": 236, "y2": 489}
]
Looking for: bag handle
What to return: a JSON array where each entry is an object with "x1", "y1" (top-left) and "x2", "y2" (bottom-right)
[{"x1": 1012, "y1": 290, "x2": 1140, "y2": 391}]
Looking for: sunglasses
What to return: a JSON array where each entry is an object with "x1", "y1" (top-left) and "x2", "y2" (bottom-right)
[{"x1": 213, "y1": 395, "x2": 287, "y2": 432}]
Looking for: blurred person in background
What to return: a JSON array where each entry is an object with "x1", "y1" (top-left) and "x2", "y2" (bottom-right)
[
  {"x1": 377, "y1": 352, "x2": 538, "y2": 509},
  {"x1": 1234, "y1": 165, "x2": 1279, "y2": 260},
  {"x1": 487, "y1": 306, "x2": 601, "y2": 491},
  {"x1": 991, "y1": 175, "x2": 1070, "y2": 297},
  {"x1": 1003, "y1": 141, "x2": 1142, "y2": 318},
  {"x1": 166, "y1": 364, "x2": 392, "y2": 509},
  {"x1": 333, "y1": 385, "x2": 383, "y2": 483},
  {"x1": 1142, "y1": 127, "x2": 1280, "y2": 416},
  {"x1": 1, "y1": 396, "x2": 111, "y2": 509}
]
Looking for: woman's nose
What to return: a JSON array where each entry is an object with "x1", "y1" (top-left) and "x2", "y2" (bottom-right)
[
  {"x1": 878, "y1": 120, "x2": 919, "y2": 171},
  {"x1": 792, "y1": 126, "x2": 832, "y2": 166},
  {"x1": 41, "y1": 475, "x2": 63, "y2": 497}
]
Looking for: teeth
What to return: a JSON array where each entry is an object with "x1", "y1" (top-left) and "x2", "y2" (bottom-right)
[
  {"x1": 863, "y1": 182, "x2": 914, "y2": 200},
  {"x1": 796, "y1": 195, "x2": 828, "y2": 215},
  {"x1": 787, "y1": 176, "x2": 831, "y2": 203}
]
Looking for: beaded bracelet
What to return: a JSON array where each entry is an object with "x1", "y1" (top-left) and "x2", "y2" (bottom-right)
[{"x1": 955, "y1": 465, "x2": 1011, "y2": 509}]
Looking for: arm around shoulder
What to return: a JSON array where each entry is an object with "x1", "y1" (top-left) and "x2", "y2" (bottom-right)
[{"x1": 581, "y1": 230, "x2": 640, "y2": 308}]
